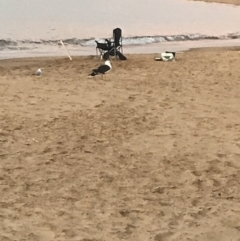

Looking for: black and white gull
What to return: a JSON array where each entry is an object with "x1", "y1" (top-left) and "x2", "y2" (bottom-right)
[{"x1": 89, "y1": 60, "x2": 112, "y2": 79}]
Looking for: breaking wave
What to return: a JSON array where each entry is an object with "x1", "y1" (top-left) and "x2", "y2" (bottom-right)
[{"x1": 1, "y1": 32, "x2": 240, "y2": 51}]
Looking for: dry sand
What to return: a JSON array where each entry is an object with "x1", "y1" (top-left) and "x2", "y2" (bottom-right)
[
  {"x1": 191, "y1": 0, "x2": 240, "y2": 5},
  {"x1": 1, "y1": 47, "x2": 240, "y2": 241}
]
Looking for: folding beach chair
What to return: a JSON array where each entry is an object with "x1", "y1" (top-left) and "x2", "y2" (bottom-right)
[
  {"x1": 95, "y1": 28, "x2": 125, "y2": 60},
  {"x1": 102, "y1": 28, "x2": 126, "y2": 60},
  {"x1": 112, "y1": 28, "x2": 123, "y2": 58},
  {"x1": 95, "y1": 39, "x2": 112, "y2": 59}
]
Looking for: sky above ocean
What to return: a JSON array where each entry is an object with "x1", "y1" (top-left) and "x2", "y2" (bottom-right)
[{"x1": 0, "y1": 0, "x2": 240, "y2": 40}]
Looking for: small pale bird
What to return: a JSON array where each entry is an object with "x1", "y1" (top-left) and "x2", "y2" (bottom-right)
[{"x1": 35, "y1": 68, "x2": 42, "y2": 76}]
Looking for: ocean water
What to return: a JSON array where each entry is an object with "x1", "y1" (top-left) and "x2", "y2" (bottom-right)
[{"x1": 0, "y1": 0, "x2": 240, "y2": 57}]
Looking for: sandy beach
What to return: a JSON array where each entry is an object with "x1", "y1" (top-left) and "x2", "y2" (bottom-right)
[
  {"x1": 192, "y1": 0, "x2": 240, "y2": 5},
  {"x1": 1, "y1": 47, "x2": 240, "y2": 241}
]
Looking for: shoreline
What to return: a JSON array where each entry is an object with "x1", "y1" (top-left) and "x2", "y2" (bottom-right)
[
  {"x1": 191, "y1": 0, "x2": 240, "y2": 5},
  {"x1": 1, "y1": 38, "x2": 240, "y2": 61}
]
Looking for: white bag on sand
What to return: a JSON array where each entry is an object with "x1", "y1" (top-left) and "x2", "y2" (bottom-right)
[{"x1": 155, "y1": 52, "x2": 176, "y2": 62}]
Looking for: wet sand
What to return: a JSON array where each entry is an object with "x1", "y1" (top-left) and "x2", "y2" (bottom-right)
[
  {"x1": 1, "y1": 47, "x2": 240, "y2": 241},
  {"x1": 2, "y1": 38, "x2": 240, "y2": 61},
  {"x1": 192, "y1": 0, "x2": 240, "y2": 5}
]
